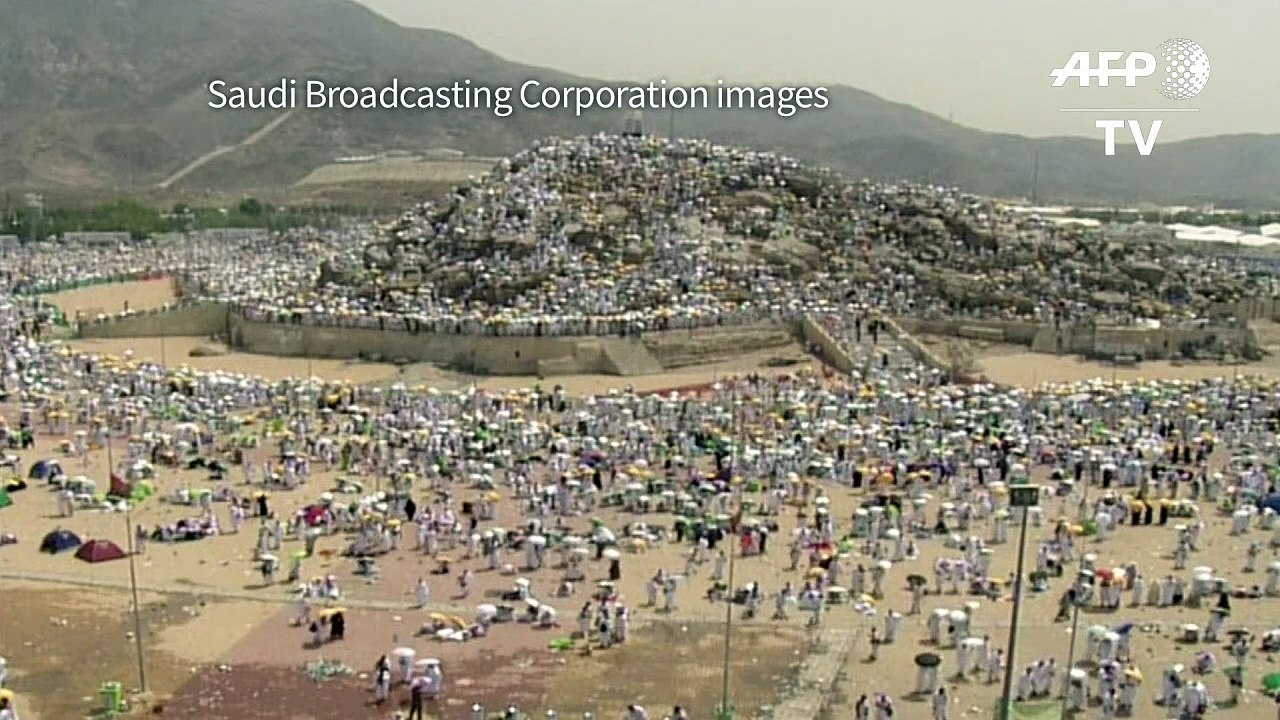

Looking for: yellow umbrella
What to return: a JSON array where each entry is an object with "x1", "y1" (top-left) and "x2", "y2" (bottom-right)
[{"x1": 317, "y1": 607, "x2": 348, "y2": 620}]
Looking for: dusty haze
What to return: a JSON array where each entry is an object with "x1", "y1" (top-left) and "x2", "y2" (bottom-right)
[{"x1": 359, "y1": 0, "x2": 1279, "y2": 141}]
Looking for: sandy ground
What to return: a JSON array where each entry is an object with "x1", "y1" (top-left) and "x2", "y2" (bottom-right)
[
  {"x1": 43, "y1": 277, "x2": 179, "y2": 319},
  {"x1": 977, "y1": 353, "x2": 1264, "y2": 387},
  {"x1": 4, "y1": 400, "x2": 1280, "y2": 719},
  {"x1": 916, "y1": 334, "x2": 1280, "y2": 388}
]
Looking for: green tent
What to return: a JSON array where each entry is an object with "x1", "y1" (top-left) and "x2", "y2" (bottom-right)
[{"x1": 0, "y1": 488, "x2": 12, "y2": 508}]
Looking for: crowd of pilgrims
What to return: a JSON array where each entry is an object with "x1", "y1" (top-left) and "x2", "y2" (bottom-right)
[
  {"x1": 6, "y1": 141, "x2": 1280, "y2": 717},
  {"x1": 8, "y1": 135, "x2": 1277, "y2": 339}
]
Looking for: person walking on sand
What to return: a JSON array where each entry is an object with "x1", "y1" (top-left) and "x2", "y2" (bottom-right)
[
  {"x1": 294, "y1": 585, "x2": 311, "y2": 626},
  {"x1": 407, "y1": 674, "x2": 428, "y2": 720},
  {"x1": 855, "y1": 694, "x2": 870, "y2": 720},
  {"x1": 931, "y1": 687, "x2": 948, "y2": 720},
  {"x1": 374, "y1": 661, "x2": 391, "y2": 705},
  {"x1": 416, "y1": 578, "x2": 430, "y2": 608}
]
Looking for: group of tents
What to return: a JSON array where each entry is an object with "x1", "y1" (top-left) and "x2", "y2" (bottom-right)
[
  {"x1": 1, "y1": 457, "x2": 148, "y2": 563},
  {"x1": 38, "y1": 528, "x2": 127, "y2": 563}
]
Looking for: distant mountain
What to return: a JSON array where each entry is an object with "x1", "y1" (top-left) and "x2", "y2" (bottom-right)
[{"x1": 1, "y1": 0, "x2": 1277, "y2": 208}]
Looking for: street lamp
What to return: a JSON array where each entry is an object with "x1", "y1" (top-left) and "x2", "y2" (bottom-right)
[
  {"x1": 109, "y1": 430, "x2": 149, "y2": 694},
  {"x1": 999, "y1": 484, "x2": 1040, "y2": 720},
  {"x1": 718, "y1": 382, "x2": 741, "y2": 720}
]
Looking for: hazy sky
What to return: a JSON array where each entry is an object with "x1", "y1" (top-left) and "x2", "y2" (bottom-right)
[{"x1": 358, "y1": 0, "x2": 1278, "y2": 141}]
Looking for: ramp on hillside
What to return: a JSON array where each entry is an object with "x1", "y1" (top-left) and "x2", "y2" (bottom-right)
[{"x1": 601, "y1": 338, "x2": 664, "y2": 375}]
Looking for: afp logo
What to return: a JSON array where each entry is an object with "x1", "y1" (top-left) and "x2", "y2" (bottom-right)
[
  {"x1": 1051, "y1": 39, "x2": 1209, "y2": 156},
  {"x1": 1051, "y1": 39, "x2": 1210, "y2": 99}
]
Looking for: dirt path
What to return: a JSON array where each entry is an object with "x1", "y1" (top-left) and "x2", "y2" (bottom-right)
[{"x1": 157, "y1": 110, "x2": 295, "y2": 189}]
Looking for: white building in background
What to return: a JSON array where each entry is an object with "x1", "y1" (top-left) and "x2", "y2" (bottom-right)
[
  {"x1": 1165, "y1": 223, "x2": 1280, "y2": 248},
  {"x1": 1045, "y1": 216, "x2": 1101, "y2": 228},
  {"x1": 421, "y1": 148, "x2": 465, "y2": 160},
  {"x1": 62, "y1": 231, "x2": 132, "y2": 244},
  {"x1": 197, "y1": 228, "x2": 269, "y2": 242}
]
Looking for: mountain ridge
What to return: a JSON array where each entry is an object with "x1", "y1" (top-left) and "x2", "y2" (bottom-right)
[{"x1": 0, "y1": 0, "x2": 1277, "y2": 207}]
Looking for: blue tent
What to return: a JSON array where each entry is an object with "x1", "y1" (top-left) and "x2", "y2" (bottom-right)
[
  {"x1": 1259, "y1": 493, "x2": 1280, "y2": 515},
  {"x1": 29, "y1": 459, "x2": 62, "y2": 480},
  {"x1": 40, "y1": 528, "x2": 82, "y2": 554}
]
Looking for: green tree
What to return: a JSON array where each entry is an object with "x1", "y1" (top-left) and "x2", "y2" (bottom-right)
[{"x1": 238, "y1": 197, "x2": 264, "y2": 215}]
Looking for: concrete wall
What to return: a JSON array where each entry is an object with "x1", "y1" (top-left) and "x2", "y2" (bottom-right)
[
  {"x1": 1207, "y1": 298, "x2": 1280, "y2": 321},
  {"x1": 896, "y1": 317, "x2": 1041, "y2": 345},
  {"x1": 78, "y1": 302, "x2": 229, "y2": 338},
  {"x1": 642, "y1": 321, "x2": 795, "y2": 369},
  {"x1": 881, "y1": 316, "x2": 949, "y2": 371},
  {"x1": 228, "y1": 315, "x2": 620, "y2": 374},
  {"x1": 1030, "y1": 323, "x2": 1256, "y2": 360},
  {"x1": 227, "y1": 315, "x2": 677, "y2": 376},
  {"x1": 799, "y1": 315, "x2": 855, "y2": 373},
  {"x1": 902, "y1": 314, "x2": 1258, "y2": 362}
]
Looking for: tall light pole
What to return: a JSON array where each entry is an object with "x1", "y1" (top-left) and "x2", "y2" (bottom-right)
[
  {"x1": 1000, "y1": 484, "x2": 1040, "y2": 720},
  {"x1": 110, "y1": 431, "x2": 149, "y2": 693},
  {"x1": 124, "y1": 504, "x2": 149, "y2": 693},
  {"x1": 718, "y1": 380, "x2": 741, "y2": 720}
]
